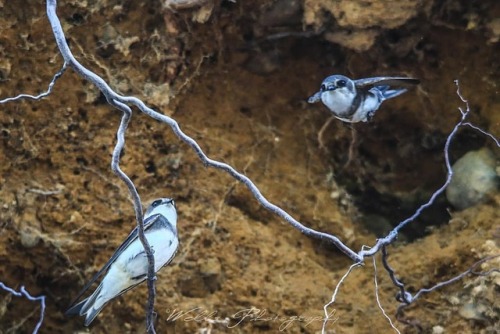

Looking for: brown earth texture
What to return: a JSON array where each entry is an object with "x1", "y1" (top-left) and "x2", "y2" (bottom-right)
[{"x1": 0, "y1": 0, "x2": 499, "y2": 333}]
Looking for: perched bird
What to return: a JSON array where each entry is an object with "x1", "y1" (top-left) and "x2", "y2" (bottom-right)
[
  {"x1": 66, "y1": 198, "x2": 179, "y2": 326},
  {"x1": 308, "y1": 75, "x2": 419, "y2": 123}
]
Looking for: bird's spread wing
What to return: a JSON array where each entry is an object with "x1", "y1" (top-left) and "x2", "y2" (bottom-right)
[
  {"x1": 67, "y1": 214, "x2": 161, "y2": 306},
  {"x1": 354, "y1": 77, "x2": 420, "y2": 88}
]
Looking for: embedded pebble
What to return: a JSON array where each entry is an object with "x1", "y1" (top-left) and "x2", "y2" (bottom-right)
[
  {"x1": 446, "y1": 148, "x2": 498, "y2": 210},
  {"x1": 459, "y1": 302, "x2": 487, "y2": 321},
  {"x1": 432, "y1": 325, "x2": 445, "y2": 334},
  {"x1": 19, "y1": 226, "x2": 40, "y2": 248},
  {"x1": 199, "y1": 257, "x2": 222, "y2": 293}
]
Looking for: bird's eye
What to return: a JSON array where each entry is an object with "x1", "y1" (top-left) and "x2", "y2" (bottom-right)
[
  {"x1": 151, "y1": 199, "x2": 163, "y2": 207},
  {"x1": 337, "y1": 80, "x2": 346, "y2": 87},
  {"x1": 320, "y1": 84, "x2": 326, "y2": 91}
]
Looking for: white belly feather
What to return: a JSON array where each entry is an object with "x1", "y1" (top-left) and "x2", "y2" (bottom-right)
[
  {"x1": 92, "y1": 228, "x2": 178, "y2": 310},
  {"x1": 321, "y1": 90, "x2": 355, "y2": 115}
]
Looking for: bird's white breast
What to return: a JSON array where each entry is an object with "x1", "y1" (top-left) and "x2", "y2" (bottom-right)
[
  {"x1": 321, "y1": 90, "x2": 354, "y2": 116},
  {"x1": 118, "y1": 229, "x2": 178, "y2": 278}
]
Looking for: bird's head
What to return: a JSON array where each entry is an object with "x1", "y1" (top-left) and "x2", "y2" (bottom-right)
[
  {"x1": 145, "y1": 198, "x2": 177, "y2": 226},
  {"x1": 308, "y1": 75, "x2": 355, "y2": 103},
  {"x1": 320, "y1": 75, "x2": 355, "y2": 95}
]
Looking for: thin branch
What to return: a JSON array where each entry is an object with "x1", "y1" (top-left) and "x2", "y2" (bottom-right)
[
  {"x1": 411, "y1": 254, "x2": 500, "y2": 301},
  {"x1": 395, "y1": 254, "x2": 500, "y2": 319},
  {"x1": 359, "y1": 112, "x2": 466, "y2": 258},
  {"x1": 322, "y1": 262, "x2": 361, "y2": 333},
  {"x1": 111, "y1": 106, "x2": 157, "y2": 333},
  {"x1": 0, "y1": 63, "x2": 67, "y2": 104},
  {"x1": 45, "y1": 2, "x2": 156, "y2": 331},
  {"x1": 373, "y1": 255, "x2": 400, "y2": 334},
  {"x1": 381, "y1": 246, "x2": 413, "y2": 305},
  {"x1": 373, "y1": 81, "x2": 500, "y2": 327},
  {"x1": 0, "y1": 282, "x2": 46, "y2": 334},
  {"x1": 462, "y1": 122, "x2": 500, "y2": 147}
]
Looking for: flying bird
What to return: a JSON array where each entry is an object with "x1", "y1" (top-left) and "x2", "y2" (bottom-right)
[{"x1": 308, "y1": 75, "x2": 420, "y2": 122}]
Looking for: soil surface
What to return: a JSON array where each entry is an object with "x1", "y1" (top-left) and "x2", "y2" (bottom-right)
[{"x1": 0, "y1": 0, "x2": 498, "y2": 333}]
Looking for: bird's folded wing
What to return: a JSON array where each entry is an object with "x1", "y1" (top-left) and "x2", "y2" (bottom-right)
[
  {"x1": 354, "y1": 77, "x2": 420, "y2": 88},
  {"x1": 67, "y1": 215, "x2": 161, "y2": 306}
]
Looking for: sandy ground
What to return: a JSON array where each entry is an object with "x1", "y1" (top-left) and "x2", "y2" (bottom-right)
[{"x1": 0, "y1": 0, "x2": 498, "y2": 333}]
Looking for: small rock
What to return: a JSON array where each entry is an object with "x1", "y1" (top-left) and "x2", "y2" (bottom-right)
[
  {"x1": 360, "y1": 214, "x2": 392, "y2": 237},
  {"x1": 19, "y1": 225, "x2": 41, "y2": 248},
  {"x1": 459, "y1": 302, "x2": 487, "y2": 321},
  {"x1": 177, "y1": 258, "x2": 222, "y2": 297},
  {"x1": 325, "y1": 29, "x2": 379, "y2": 52},
  {"x1": 432, "y1": 325, "x2": 445, "y2": 334},
  {"x1": 177, "y1": 274, "x2": 209, "y2": 298},
  {"x1": 199, "y1": 257, "x2": 222, "y2": 293},
  {"x1": 259, "y1": 0, "x2": 302, "y2": 27},
  {"x1": 446, "y1": 148, "x2": 498, "y2": 210},
  {"x1": 486, "y1": 18, "x2": 500, "y2": 43}
]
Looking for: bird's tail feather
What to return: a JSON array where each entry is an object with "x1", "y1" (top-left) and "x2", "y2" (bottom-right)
[
  {"x1": 83, "y1": 302, "x2": 104, "y2": 326},
  {"x1": 83, "y1": 281, "x2": 145, "y2": 325},
  {"x1": 378, "y1": 86, "x2": 408, "y2": 100},
  {"x1": 65, "y1": 298, "x2": 87, "y2": 316},
  {"x1": 66, "y1": 283, "x2": 105, "y2": 326}
]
